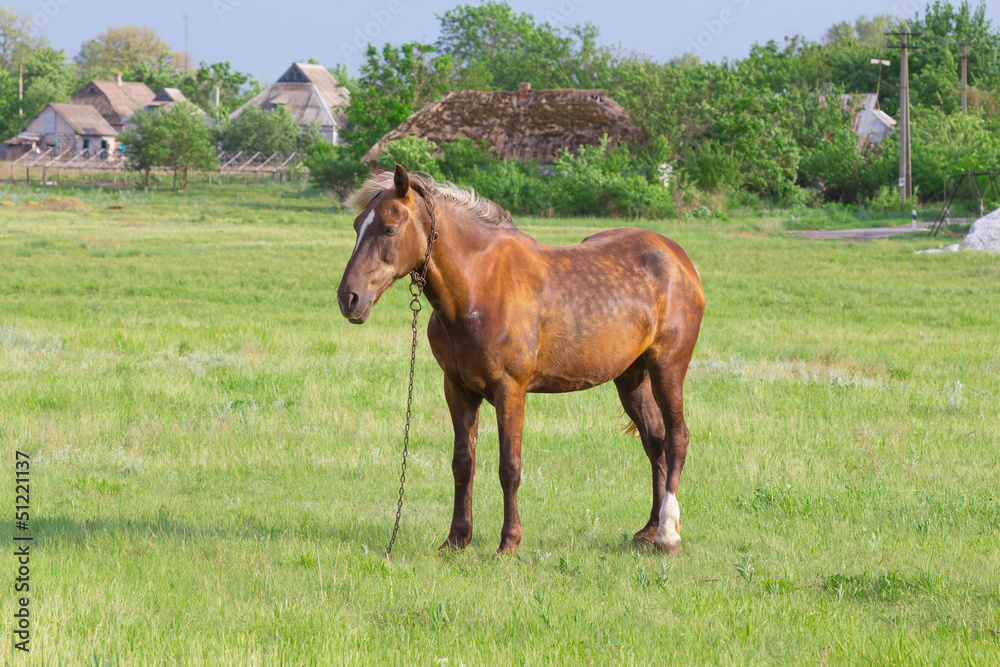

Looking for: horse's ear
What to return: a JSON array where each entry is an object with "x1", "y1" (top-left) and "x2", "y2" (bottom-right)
[{"x1": 393, "y1": 164, "x2": 410, "y2": 197}]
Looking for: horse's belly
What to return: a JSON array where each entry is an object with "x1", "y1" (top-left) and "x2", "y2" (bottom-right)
[{"x1": 528, "y1": 327, "x2": 649, "y2": 393}]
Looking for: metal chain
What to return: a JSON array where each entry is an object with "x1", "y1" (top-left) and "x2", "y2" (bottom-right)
[{"x1": 385, "y1": 202, "x2": 438, "y2": 556}]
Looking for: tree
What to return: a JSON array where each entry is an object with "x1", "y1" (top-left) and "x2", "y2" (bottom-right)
[
  {"x1": 120, "y1": 103, "x2": 215, "y2": 191},
  {"x1": 855, "y1": 15, "x2": 895, "y2": 48},
  {"x1": 178, "y1": 61, "x2": 259, "y2": 120},
  {"x1": 19, "y1": 47, "x2": 73, "y2": 118},
  {"x1": 436, "y1": 2, "x2": 615, "y2": 90},
  {"x1": 909, "y1": 0, "x2": 1000, "y2": 90},
  {"x1": 0, "y1": 6, "x2": 44, "y2": 72},
  {"x1": 76, "y1": 25, "x2": 189, "y2": 79},
  {"x1": 824, "y1": 15, "x2": 895, "y2": 48},
  {"x1": 911, "y1": 108, "x2": 1000, "y2": 200},
  {"x1": 118, "y1": 109, "x2": 164, "y2": 188},
  {"x1": 341, "y1": 42, "x2": 453, "y2": 158},
  {"x1": 822, "y1": 21, "x2": 856, "y2": 46},
  {"x1": 912, "y1": 47, "x2": 961, "y2": 113},
  {"x1": 217, "y1": 105, "x2": 304, "y2": 153},
  {"x1": 154, "y1": 102, "x2": 216, "y2": 191}
]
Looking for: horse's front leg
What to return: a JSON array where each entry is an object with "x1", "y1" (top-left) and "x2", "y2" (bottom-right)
[
  {"x1": 495, "y1": 385, "x2": 527, "y2": 555},
  {"x1": 441, "y1": 377, "x2": 483, "y2": 551}
]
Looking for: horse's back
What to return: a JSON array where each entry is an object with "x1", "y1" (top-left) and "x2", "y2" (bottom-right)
[
  {"x1": 511, "y1": 227, "x2": 703, "y2": 393},
  {"x1": 579, "y1": 227, "x2": 700, "y2": 286}
]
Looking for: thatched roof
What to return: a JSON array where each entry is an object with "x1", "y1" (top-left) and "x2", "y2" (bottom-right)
[
  {"x1": 71, "y1": 79, "x2": 156, "y2": 129},
  {"x1": 45, "y1": 103, "x2": 117, "y2": 136},
  {"x1": 362, "y1": 86, "x2": 641, "y2": 165},
  {"x1": 229, "y1": 62, "x2": 349, "y2": 128}
]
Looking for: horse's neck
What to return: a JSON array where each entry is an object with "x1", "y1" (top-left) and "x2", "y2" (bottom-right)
[{"x1": 423, "y1": 208, "x2": 502, "y2": 324}]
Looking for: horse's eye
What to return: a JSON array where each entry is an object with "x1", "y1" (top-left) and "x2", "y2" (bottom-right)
[{"x1": 383, "y1": 227, "x2": 398, "y2": 237}]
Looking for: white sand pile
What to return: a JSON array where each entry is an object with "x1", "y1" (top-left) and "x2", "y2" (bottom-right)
[{"x1": 920, "y1": 206, "x2": 1000, "y2": 254}]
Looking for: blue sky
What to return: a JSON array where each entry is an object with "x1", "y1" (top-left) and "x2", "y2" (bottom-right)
[{"x1": 12, "y1": 0, "x2": 1000, "y2": 83}]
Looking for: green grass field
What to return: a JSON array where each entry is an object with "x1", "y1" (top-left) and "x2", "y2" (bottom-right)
[{"x1": 1, "y1": 183, "x2": 998, "y2": 665}]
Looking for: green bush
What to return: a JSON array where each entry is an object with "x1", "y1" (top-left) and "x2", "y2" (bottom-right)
[
  {"x1": 439, "y1": 138, "x2": 497, "y2": 181},
  {"x1": 304, "y1": 142, "x2": 367, "y2": 200},
  {"x1": 800, "y1": 125, "x2": 892, "y2": 204},
  {"x1": 367, "y1": 134, "x2": 675, "y2": 219},
  {"x1": 217, "y1": 105, "x2": 305, "y2": 154},
  {"x1": 550, "y1": 137, "x2": 676, "y2": 219},
  {"x1": 375, "y1": 136, "x2": 442, "y2": 175},
  {"x1": 463, "y1": 159, "x2": 552, "y2": 215},
  {"x1": 686, "y1": 141, "x2": 742, "y2": 193}
]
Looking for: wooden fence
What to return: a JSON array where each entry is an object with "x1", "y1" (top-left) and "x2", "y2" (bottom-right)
[{"x1": 1, "y1": 148, "x2": 307, "y2": 187}]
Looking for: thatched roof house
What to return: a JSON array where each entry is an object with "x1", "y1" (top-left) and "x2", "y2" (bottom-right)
[
  {"x1": 71, "y1": 74, "x2": 156, "y2": 133},
  {"x1": 362, "y1": 83, "x2": 641, "y2": 165},
  {"x1": 229, "y1": 62, "x2": 350, "y2": 144}
]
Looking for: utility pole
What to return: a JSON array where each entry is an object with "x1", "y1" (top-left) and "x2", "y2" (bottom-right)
[
  {"x1": 887, "y1": 30, "x2": 921, "y2": 205},
  {"x1": 960, "y1": 41, "x2": 968, "y2": 114},
  {"x1": 183, "y1": 12, "x2": 190, "y2": 72}
]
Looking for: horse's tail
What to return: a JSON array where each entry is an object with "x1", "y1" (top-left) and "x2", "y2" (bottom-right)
[{"x1": 620, "y1": 410, "x2": 640, "y2": 438}]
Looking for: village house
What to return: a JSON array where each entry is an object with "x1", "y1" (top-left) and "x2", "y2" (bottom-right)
[
  {"x1": 140, "y1": 87, "x2": 189, "y2": 112},
  {"x1": 228, "y1": 62, "x2": 350, "y2": 144},
  {"x1": 4, "y1": 103, "x2": 118, "y2": 158},
  {"x1": 121, "y1": 88, "x2": 214, "y2": 132},
  {"x1": 71, "y1": 74, "x2": 156, "y2": 134},
  {"x1": 362, "y1": 83, "x2": 642, "y2": 165},
  {"x1": 841, "y1": 93, "x2": 896, "y2": 149}
]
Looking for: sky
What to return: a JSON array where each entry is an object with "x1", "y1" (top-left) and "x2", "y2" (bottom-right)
[{"x1": 11, "y1": 0, "x2": 1000, "y2": 83}]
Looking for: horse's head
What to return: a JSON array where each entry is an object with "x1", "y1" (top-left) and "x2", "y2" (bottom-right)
[{"x1": 337, "y1": 164, "x2": 434, "y2": 324}]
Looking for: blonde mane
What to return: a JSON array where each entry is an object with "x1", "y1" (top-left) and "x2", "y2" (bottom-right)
[{"x1": 344, "y1": 171, "x2": 516, "y2": 229}]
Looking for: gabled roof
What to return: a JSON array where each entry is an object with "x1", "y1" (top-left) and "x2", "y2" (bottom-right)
[
  {"x1": 362, "y1": 86, "x2": 642, "y2": 164},
  {"x1": 152, "y1": 88, "x2": 186, "y2": 103},
  {"x1": 229, "y1": 62, "x2": 349, "y2": 127},
  {"x1": 71, "y1": 80, "x2": 156, "y2": 127},
  {"x1": 139, "y1": 88, "x2": 192, "y2": 113},
  {"x1": 45, "y1": 103, "x2": 118, "y2": 136}
]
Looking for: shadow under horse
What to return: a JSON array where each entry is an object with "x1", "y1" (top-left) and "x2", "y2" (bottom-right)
[{"x1": 337, "y1": 165, "x2": 704, "y2": 555}]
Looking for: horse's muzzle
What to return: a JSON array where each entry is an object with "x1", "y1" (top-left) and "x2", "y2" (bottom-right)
[{"x1": 337, "y1": 285, "x2": 373, "y2": 324}]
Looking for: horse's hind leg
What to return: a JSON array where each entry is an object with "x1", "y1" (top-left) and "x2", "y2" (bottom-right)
[
  {"x1": 614, "y1": 361, "x2": 667, "y2": 545},
  {"x1": 644, "y1": 347, "x2": 694, "y2": 555}
]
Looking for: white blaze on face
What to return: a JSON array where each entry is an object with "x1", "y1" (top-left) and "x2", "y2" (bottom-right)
[
  {"x1": 654, "y1": 492, "x2": 681, "y2": 551},
  {"x1": 353, "y1": 208, "x2": 376, "y2": 255}
]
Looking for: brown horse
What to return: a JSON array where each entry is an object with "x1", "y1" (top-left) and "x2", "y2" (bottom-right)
[{"x1": 337, "y1": 165, "x2": 704, "y2": 555}]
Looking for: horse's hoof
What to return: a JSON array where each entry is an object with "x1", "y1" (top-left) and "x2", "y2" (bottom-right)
[
  {"x1": 438, "y1": 535, "x2": 470, "y2": 552},
  {"x1": 632, "y1": 526, "x2": 658, "y2": 545},
  {"x1": 653, "y1": 533, "x2": 681, "y2": 555},
  {"x1": 495, "y1": 538, "x2": 521, "y2": 556}
]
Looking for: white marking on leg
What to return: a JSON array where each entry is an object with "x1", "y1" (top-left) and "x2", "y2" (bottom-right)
[
  {"x1": 654, "y1": 492, "x2": 681, "y2": 551},
  {"x1": 353, "y1": 209, "x2": 375, "y2": 254}
]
